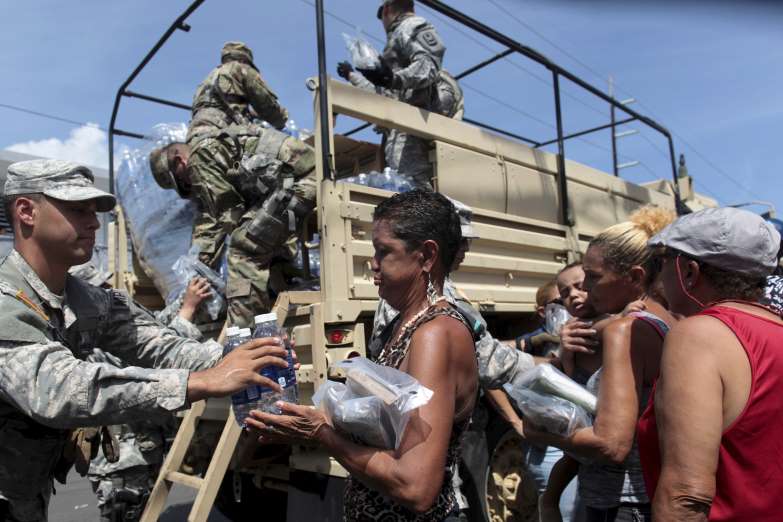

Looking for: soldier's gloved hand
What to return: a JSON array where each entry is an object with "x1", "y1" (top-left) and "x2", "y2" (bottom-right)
[
  {"x1": 187, "y1": 338, "x2": 289, "y2": 402},
  {"x1": 357, "y1": 57, "x2": 394, "y2": 88},
  {"x1": 337, "y1": 61, "x2": 354, "y2": 81}
]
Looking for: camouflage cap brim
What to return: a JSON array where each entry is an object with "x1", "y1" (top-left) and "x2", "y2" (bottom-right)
[{"x1": 43, "y1": 186, "x2": 116, "y2": 212}]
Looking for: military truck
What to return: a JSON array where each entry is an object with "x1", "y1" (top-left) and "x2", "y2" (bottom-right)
[{"x1": 106, "y1": 2, "x2": 715, "y2": 521}]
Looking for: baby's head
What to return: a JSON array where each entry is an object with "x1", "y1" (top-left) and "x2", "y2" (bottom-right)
[{"x1": 556, "y1": 262, "x2": 597, "y2": 319}]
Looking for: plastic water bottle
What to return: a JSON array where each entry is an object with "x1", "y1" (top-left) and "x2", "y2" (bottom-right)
[
  {"x1": 284, "y1": 120, "x2": 299, "y2": 140},
  {"x1": 251, "y1": 312, "x2": 298, "y2": 415},
  {"x1": 224, "y1": 328, "x2": 254, "y2": 426}
]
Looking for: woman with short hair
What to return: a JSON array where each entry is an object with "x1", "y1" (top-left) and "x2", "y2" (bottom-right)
[
  {"x1": 248, "y1": 190, "x2": 478, "y2": 521},
  {"x1": 637, "y1": 207, "x2": 783, "y2": 521}
]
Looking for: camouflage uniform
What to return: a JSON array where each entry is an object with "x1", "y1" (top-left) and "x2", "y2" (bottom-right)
[
  {"x1": 369, "y1": 277, "x2": 534, "y2": 389},
  {"x1": 185, "y1": 126, "x2": 317, "y2": 328},
  {"x1": 0, "y1": 250, "x2": 223, "y2": 522},
  {"x1": 187, "y1": 41, "x2": 288, "y2": 144},
  {"x1": 85, "y1": 300, "x2": 203, "y2": 522},
  {"x1": 348, "y1": 12, "x2": 464, "y2": 189},
  {"x1": 148, "y1": 43, "x2": 315, "y2": 329}
]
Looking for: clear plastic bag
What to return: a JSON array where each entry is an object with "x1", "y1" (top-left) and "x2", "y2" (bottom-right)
[
  {"x1": 545, "y1": 303, "x2": 571, "y2": 336},
  {"x1": 342, "y1": 33, "x2": 382, "y2": 70},
  {"x1": 512, "y1": 364, "x2": 597, "y2": 414},
  {"x1": 170, "y1": 245, "x2": 226, "y2": 321},
  {"x1": 503, "y1": 384, "x2": 592, "y2": 437},
  {"x1": 312, "y1": 357, "x2": 433, "y2": 449}
]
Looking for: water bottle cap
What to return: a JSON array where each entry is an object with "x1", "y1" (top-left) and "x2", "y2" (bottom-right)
[
  {"x1": 254, "y1": 312, "x2": 278, "y2": 325},
  {"x1": 226, "y1": 326, "x2": 240, "y2": 337},
  {"x1": 237, "y1": 328, "x2": 252, "y2": 338}
]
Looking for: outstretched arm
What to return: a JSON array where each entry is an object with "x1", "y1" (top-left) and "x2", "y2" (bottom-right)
[{"x1": 250, "y1": 315, "x2": 476, "y2": 514}]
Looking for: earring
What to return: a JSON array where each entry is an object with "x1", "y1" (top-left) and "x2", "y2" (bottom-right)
[{"x1": 426, "y1": 272, "x2": 439, "y2": 305}]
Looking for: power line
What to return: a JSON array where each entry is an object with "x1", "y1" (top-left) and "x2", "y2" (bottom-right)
[
  {"x1": 486, "y1": 0, "x2": 763, "y2": 203},
  {"x1": 0, "y1": 103, "x2": 106, "y2": 132}
]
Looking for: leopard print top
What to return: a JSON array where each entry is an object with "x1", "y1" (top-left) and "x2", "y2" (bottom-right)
[{"x1": 343, "y1": 304, "x2": 472, "y2": 521}]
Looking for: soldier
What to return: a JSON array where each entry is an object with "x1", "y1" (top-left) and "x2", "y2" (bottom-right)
[
  {"x1": 69, "y1": 266, "x2": 211, "y2": 522},
  {"x1": 149, "y1": 124, "x2": 316, "y2": 329},
  {"x1": 187, "y1": 41, "x2": 289, "y2": 144},
  {"x1": 0, "y1": 159, "x2": 290, "y2": 522},
  {"x1": 337, "y1": 0, "x2": 464, "y2": 189}
]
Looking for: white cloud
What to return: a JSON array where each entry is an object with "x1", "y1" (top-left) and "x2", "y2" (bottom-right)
[{"x1": 6, "y1": 124, "x2": 108, "y2": 169}]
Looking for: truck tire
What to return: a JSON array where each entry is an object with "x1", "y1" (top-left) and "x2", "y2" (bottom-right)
[
  {"x1": 215, "y1": 471, "x2": 287, "y2": 522},
  {"x1": 460, "y1": 400, "x2": 539, "y2": 522}
]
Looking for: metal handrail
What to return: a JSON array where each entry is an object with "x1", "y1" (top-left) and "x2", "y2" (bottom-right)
[
  {"x1": 417, "y1": 0, "x2": 683, "y2": 219},
  {"x1": 107, "y1": 0, "x2": 205, "y2": 194}
]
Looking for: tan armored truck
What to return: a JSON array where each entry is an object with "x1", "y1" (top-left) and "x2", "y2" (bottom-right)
[{"x1": 103, "y1": 3, "x2": 715, "y2": 521}]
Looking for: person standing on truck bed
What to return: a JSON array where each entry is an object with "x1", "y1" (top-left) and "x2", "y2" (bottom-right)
[
  {"x1": 337, "y1": 0, "x2": 464, "y2": 190},
  {"x1": 149, "y1": 41, "x2": 317, "y2": 329},
  {"x1": 0, "y1": 159, "x2": 290, "y2": 522}
]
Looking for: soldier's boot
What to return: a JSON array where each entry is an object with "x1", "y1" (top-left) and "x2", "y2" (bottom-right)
[{"x1": 245, "y1": 187, "x2": 315, "y2": 267}]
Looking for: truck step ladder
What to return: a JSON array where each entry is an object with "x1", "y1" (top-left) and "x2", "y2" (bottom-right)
[{"x1": 140, "y1": 399, "x2": 242, "y2": 522}]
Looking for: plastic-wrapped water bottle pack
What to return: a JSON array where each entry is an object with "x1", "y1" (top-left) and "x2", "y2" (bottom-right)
[{"x1": 114, "y1": 123, "x2": 198, "y2": 304}]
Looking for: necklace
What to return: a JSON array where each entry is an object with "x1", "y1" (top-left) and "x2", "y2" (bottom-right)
[{"x1": 388, "y1": 296, "x2": 447, "y2": 349}]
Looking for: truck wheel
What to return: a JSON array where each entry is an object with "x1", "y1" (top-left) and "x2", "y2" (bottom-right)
[
  {"x1": 484, "y1": 427, "x2": 539, "y2": 522},
  {"x1": 460, "y1": 403, "x2": 539, "y2": 522},
  {"x1": 215, "y1": 471, "x2": 287, "y2": 522}
]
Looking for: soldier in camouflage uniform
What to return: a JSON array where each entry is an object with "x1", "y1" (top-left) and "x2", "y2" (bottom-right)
[
  {"x1": 149, "y1": 124, "x2": 316, "y2": 329},
  {"x1": 369, "y1": 198, "x2": 534, "y2": 388},
  {"x1": 0, "y1": 160, "x2": 290, "y2": 522},
  {"x1": 69, "y1": 266, "x2": 210, "y2": 522},
  {"x1": 148, "y1": 42, "x2": 316, "y2": 329},
  {"x1": 187, "y1": 41, "x2": 288, "y2": 144},
  {"x1": 337, "y1": 0, "x2": 464, "y2": 189}
]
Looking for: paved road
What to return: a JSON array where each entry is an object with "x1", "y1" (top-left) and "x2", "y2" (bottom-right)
[{"x1": 49, "y1": 471, "x2": 230, "y2": 522}]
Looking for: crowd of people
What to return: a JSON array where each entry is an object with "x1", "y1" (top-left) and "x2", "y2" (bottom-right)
[{"x1": 1, "y1": 1, "x2": 782, "y2": 522}]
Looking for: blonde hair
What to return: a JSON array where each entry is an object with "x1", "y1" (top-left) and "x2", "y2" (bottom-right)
[
  {"x1": 535, "y1": 279, "x2": 558, "y2": 307},
  {"x1": 590, "y1": 205, "x2": 676, "y2": 280}
]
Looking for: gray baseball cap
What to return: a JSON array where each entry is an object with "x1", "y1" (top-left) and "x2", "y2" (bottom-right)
[
  {"x1": 4, "y1": 159, "x2": 116, "y2": 212},
  {"x1": 648, "y1": 207, "x2": 781, "y2": 278}
]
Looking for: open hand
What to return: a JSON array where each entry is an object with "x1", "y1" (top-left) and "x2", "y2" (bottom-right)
[
  {"x1": 246, "y1": 402, "x2": 330, "y2": 444},
  {"x1": 187, "y1": 337, "x2": 288, "y2": 402},
  {"x1": 559, "y1": 319, "x2": 598, "y2": 355}
]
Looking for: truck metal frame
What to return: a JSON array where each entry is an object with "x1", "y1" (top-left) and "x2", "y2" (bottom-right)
[{"x1": 106, "y1": 2, "x2": 708, "y2": 520}]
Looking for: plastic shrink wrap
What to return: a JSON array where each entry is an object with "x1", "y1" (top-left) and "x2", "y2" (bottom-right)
[
  {"x1": 114, "y1": 123, "x2": 199, "y2": 305},
  {"x1": 503, "y1": 384, "x2": 592, "y2": 437},
  {"x1": 312, "y1": 358, "x2": 433, "y2": 450}
]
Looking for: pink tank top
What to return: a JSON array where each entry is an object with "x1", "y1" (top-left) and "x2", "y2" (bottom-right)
[{"x1": 637, "y1": 305, "x2": 783, "y2": 521}]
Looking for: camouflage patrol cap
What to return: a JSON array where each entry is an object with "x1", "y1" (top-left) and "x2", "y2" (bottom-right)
[
  {"x1": 221, "y1": 41, "x2": 257, "y2": 70},
  {"x1": 377, "y1": 0, "x2": 414, "y2": 19},
  {"x1": 4, "y1": 159, "x2": 116, "y2": 212},
  {"x1": 148, "y1": 147, "x2": 176, "y2": 191}
]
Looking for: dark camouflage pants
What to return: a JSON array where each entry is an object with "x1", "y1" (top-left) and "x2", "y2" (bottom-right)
[
  {"x1": 0, "y1": 487, "x2": 50, "y2": 522},
  {"x1": 189, "y1": 134, "x2": 317, "y2": 328}
]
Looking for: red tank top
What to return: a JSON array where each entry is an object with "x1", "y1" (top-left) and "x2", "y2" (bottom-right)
[{"x1": 637, "y1": 305, "x2": 783, "y2": 521}]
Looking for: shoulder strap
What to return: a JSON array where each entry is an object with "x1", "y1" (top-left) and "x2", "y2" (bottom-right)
[{"x1": 629, "y1": 311, "x2": 670, "y2": 339}]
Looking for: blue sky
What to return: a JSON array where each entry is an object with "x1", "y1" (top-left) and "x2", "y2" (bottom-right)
[{"x1": 1, "y1": 0, "x2": 781, "y2": 215}]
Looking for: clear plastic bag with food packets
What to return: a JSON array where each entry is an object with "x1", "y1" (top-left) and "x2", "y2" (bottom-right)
[
  {"x1": 503, "y1": 384, "x2": 592, "y2": 437},
  {"x1": 312, "y1": 357, "x2": 433, "y2": 450},
  {"x1": 342, "y1": 33, "x2": 382, "y2": 70},
  {"x1": 511, "y1": 363, "x2": 597, "y2": 414},
  {"x1": 545, "y1": 303, "x2": 572, "y2": 336},
  {"x1": 170, "y1": 245, "x2": 226, "y2": 321}
]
